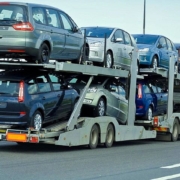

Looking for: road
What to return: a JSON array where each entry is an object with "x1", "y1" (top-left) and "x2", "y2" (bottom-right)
[{"x1": 0, "y1": 139, "x2": 180, "y2": 180}]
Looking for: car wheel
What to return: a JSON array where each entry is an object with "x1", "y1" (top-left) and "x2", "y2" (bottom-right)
[
  {"x1": 144, "y1": 106, "x2": 153, "y2": 121},
  {"x1": 38, "y1": 43, "x2": 50, "y2": 64},
  {"x1": 151, "y1": 56, "x2": 158, "y2": 70},
  {"x1": 89, "y1": 124, "x2": 99, "y2": 149},
  {"x1": 30, "y1": 110, "x2": 43, "y2": 131},
  {"x1": 104, "y1": 51, "x2": 113, "y2": 68},
  {"x1": 94, "y1": 97, "x2": 106, "y2": 117},
  {"x1": 171, "y1": 118, "x2": 179, "y2": 142},
  {"x1": 104, "y1": 124, "x2": 114, "y2": 148}
]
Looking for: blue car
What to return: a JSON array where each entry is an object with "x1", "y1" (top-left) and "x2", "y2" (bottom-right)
[
  {"x1": 136, "y1": 79, "x2": 168, "y2": 120},
  {"x1": 132, "y1": 34, "x2": 178, "y2": 70}
]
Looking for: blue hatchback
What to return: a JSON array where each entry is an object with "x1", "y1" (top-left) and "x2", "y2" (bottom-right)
[
  {"x1": 136, "y1": 79, "x2": 168, "y2": 120},
  {"x1": 132, "y1": 34, "x2": 178, "y2": 70}
]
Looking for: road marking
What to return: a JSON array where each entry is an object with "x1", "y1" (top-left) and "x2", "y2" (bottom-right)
[
  {"x1": 151, "y1": 173, "x2": 180, "y2": 180},
  {"x1": 161, "y1": 164, "x2": 180, "y2": 169}
]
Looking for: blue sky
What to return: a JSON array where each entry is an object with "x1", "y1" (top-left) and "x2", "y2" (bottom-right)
[{"x1": 10, "y1": 0, "x2": 180, "y2": 43}]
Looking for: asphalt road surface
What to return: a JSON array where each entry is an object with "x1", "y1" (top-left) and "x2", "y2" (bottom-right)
[{"x1": 0, "y1": 139, "x2": 180, "y2": 180}]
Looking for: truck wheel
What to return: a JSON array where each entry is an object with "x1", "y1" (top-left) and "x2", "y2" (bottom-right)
[
  {"x1": 38, "y1": 43, "x2": 50, "y2": 64},
  {"x1": 144, "y1": 106, "x2": 153, "y2": 121},
  {"x1": 94, "y1": 97, "x2": 106, "y2": 117},
  {"x1": 30, "y1": 110, "x2": 43, "y2": 131},
  {"x1": 105, "y1": 124, "x2": 114, "y2": 148},
  {"x1": 89, "y1": 124, "x2": 99, "y2": 149},
  {"x1": 171, "y1": 118, "x2": 179, "y2": 142}
]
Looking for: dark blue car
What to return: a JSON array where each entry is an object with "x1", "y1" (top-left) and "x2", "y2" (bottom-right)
[
  {"x1": 136, "y1": 79, "x2": 168, "y2": 120},
  {"x1": 132, "y1": 34, "x2": 178, "y2": 70}
]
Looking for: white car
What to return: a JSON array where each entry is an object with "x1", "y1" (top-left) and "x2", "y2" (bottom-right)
[{"x1": 81, "y1": 26, "x2": 139, "y2": 70}]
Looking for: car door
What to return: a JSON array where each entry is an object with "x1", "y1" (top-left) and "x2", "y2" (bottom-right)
[
  {"x1": 35, "y1": 74, "x2": 57, "y2": 122},
  {"x1": 43, "y1": 8, "x2": 66, "y2": 59},
  {"x1": 166, "y1": 38, "x2": 177, "y2": 68},
  {"x1": 110, "y1": 29, "x2": 124, "y2": 66},
  {"x1": 53, "y1": 76, "x2": 73, "y2": 119},
  {"x1": 59, "y1": 11, "x2": 83, "y2": 60},
  {"x1": 157, "y1": 36, "x2": 169, "y2": 68},
  {"x1": 122, "y1": 31, "x2": 134, "y2": 70},
  {"x1": 150, "y1": 80, "x2": 163, "y2": 114},
  {"x1": 117, "y1": 83, "x2": 128, "y2": 123},
  {"x1": 155, "y1": 80, "x2": 168, "y2": 113},
  {"x1": 104, "y1": 78, "x2": 121, "y2": 119}
]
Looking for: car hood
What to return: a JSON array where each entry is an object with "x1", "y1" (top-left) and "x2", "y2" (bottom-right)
[{"x1": 137, "y1": 44, "x2": 153, "y2": 50}]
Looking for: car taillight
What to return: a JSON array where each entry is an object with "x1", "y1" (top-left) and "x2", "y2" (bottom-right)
[
  {"x1": 138, "y1": 84, "x2": 142, "y2": 99},
  {"x1": 18, "y1": 81, "x2": 24, "y2": 102},
  {"x1": 12, "y1": 22, "x2": 34, "y2": 31},
  {"x1": 0, "y1": 2, "x2": 10, "y2": 5}
]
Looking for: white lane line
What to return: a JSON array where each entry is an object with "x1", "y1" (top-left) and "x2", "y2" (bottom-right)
[
  {"x1": 161, "y1": 164, "x2": 180, "y2": 169},
  {"x1": 151, "y1": 173, "x2": 180, "y2": 180}
]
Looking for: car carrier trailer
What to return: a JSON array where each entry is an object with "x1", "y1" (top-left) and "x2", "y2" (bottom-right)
[{"x1": 0, "y1": 52, "x2": 179, "y2": 149}]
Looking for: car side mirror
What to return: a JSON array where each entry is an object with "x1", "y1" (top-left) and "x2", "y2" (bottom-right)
[
  {"x1": 158, "y1": 44, "x2": 163, "y2": 49},
  {"x1": 115, "y1": 38, "x2": 123, "y2": 43},
  {"x1": 72, "y1": 26, "x2": 79, "y2": 32}
]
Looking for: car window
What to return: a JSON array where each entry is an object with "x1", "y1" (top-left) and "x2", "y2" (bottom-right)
[
  {"x1": 143, "y1": 84, "x2": 151, "y2": 93},
  {"x1": 45, "y1": 8, "x2": 61, "y2": 28},
  {"x1": 32, "y1": 7, "x2": 46, "y2": 25},
  {"x1": 112, "y1": 29, "x2": 124, "y2": 44},
  {"x1": 149, "y1": 82, "x2": 157, "y2": 93},
  {"x1": 166, "y1": 38, "x2": 173, "y2": 51},
  {"x1": 0, "y1": 80, "x2": 19, "y2": 96},
  {"x1": 59, "y1": 12, "x2": 73, "y2": 30},
  {"x1": 36, "y1": 75, "x2": 51, "y2": 93},
  {"x1": 118, "y1": 84, "x2": 126, "y2": 97},
  {"x1": 0, "y1": 5, "x2": 26, "y2": 22},
  {"x1": 27, "y1": 79, "x2": 38, "y2": 94},
  {"x1": 157, "y1": 37, "x2": 167, "y2": 49},
  {"x1": 49, "y1": 74, "x2": 61, "y2": 91},
  {"x1": 123, "y1": 31, "x2": 132, "y2": 46}
]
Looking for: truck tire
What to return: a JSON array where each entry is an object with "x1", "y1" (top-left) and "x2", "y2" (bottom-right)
[
  {"x1": 105, "y1": 124, "x2": 114, "y2": 148},
  {"x1": 89, "y1": 124, "x2": 99, "y2": 149},
  {"x1": 171, "y1": 118, "x2": 179, "y2": 142}
]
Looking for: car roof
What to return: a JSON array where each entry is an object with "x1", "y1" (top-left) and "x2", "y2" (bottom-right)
[
  {"x1": 132, "y1": 34, "x2": 160, "y2": 38},
  {"x1": 4, "y1": 2, "x2": 64, "y2": 12}
]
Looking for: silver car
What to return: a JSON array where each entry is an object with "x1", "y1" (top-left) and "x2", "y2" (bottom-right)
[
  {"x1": 68, "y1": 75, "x2": 128, "y2": 124},
  {"x1": 81, "y1": 26, "x2": 139, "y2": 70},
  {"x1": 0, "y1": 2, "x2": 87, "y2": 63}
]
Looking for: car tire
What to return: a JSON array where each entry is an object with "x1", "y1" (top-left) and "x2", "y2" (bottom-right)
[
  {"x1": 151, "y1": 56, "x2": 158, "y2": 70},
  {"x1": 104, "y1": 123, "x2": 114, "y2": 148},
  {"x1": 104, "y1": 51, "x2": 113, "y2": 68},
  {"x1": 38, "y1": 43, "x2": 50, "y2": 64},
  {"x1": 30, "y1": 110, "x2": 43, "y2": 131},
  {"x1": 94, "y1": 97, "x2": 106, "y2": 117},
  {"x1": 171, "y1": 118, "x2": 179, "y2": 142},
  {"x1": 89, "y1": 124, "x2": 99, "y2": 149},
  {"x1": 144, "y1": 106, "x2": 153, "y2": 121}
]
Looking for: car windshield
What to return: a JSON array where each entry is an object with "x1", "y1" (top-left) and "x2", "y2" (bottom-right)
[
  {"x1": 0, "y1": 5, "x2": 26, "y2": 24},
  {"x1": 132, "y1": 35, "x2": 159, "y2": 45},
  {"x1": 81, "y1": 27, "x2": 114, "y2": 38}
]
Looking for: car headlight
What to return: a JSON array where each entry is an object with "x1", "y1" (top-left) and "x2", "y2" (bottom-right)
[
  {"x1": 139, "y1": 48, "x2": 149, "y2": 52},
  {"x1": 90, "y1": 42, "x2": 103, "y2": 47},
  {"x1": 88, "y1": 87, "x2": 97, "y2": 93}
]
